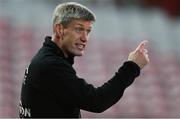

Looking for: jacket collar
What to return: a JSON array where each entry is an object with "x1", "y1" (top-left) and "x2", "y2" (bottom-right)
[{"x1": 43, "y1": 36, "x2": 74, "y2": 65}]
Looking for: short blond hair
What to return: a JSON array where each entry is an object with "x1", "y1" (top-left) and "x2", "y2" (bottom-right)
[{"x1": 52, "y1": 2, "x2": 96, "y2": 27}]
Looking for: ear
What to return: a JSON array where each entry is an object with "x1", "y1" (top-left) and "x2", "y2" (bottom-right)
[{"x1": 54, "y1": 24, "x2": 64, "y2": 37}]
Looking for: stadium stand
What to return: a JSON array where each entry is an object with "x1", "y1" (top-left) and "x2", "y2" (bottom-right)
[{"x1": 0, "y1": 0, "x2": 180, "y2": 118}]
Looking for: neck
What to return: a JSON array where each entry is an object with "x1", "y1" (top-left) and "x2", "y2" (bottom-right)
[{"x1": 51, "y1": 35, "x2": 68, "y2": 58}]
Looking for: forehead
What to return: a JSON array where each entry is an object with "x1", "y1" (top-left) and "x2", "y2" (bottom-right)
[{"x1": 68, "y1": 19, "x2": 94, "y2": 28}]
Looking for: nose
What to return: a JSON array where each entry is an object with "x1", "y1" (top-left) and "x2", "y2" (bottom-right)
[{"x1": 81, "y1": 31, "x2": 88, "y2": 43}]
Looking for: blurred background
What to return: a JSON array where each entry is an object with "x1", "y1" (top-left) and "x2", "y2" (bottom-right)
[{"x1": 0, "y1": 0, "x2": 180, "y2": 118}]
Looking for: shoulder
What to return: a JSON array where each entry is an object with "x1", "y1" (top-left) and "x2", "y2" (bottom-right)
[
  {"x1": 41, "y1": 56, "x2": 76, "y2": 74},
  {"x1": 29, "y1": 47, "x2": 76, "y2": 74}
]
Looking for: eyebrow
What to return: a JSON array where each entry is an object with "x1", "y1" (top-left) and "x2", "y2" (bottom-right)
[{"x1": 76, "y1": 23, "x2": 92, "y2": 29}]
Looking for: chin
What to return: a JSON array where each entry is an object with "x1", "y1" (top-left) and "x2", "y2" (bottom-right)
[
  {"x1": 75, "y1": 52, "x2": 84, "y2": 56},
  {"x1": 76, "y1": 54, "x2": 83, "y2": 56}
]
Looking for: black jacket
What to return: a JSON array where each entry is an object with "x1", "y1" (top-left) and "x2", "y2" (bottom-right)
[{"x1": 19, "y1": 36, "x2": 140, "y2": 118}]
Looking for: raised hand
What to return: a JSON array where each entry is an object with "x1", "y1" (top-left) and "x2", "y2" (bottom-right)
[{"x1": 128, "y1": 40, "x2": 150, "y2": 69}]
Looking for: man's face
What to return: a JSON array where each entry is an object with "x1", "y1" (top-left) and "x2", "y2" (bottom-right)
[{"x1": 60, "y1": 19, "x2": 93, "y2": 57}]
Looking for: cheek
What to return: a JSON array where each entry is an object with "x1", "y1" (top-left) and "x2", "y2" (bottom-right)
[
  {"x1": 63, "y1": 30, "x2": 80, "y2": 46},
  {"x1": 68, "y1": 29, "x2": 81, "y2": 38},
  {"x1": 62, "y1": 36, "x2": 75, "y2": 49}
]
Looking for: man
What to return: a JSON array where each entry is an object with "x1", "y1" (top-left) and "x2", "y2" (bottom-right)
[{"x1": 19, "y1": 2, "x2": 149, "y2": 118}]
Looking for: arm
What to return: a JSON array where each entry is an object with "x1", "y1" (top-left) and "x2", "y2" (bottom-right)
[
  {"x1": 45, "y1": 60, "x2": 140, "y2": 113},
  {"x1": 43, "y1": 41, "x2": 149, "y2": 113}
]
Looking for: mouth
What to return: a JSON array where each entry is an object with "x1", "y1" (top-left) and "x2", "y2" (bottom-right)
[{"x1": 75, "y1": 43, "x2": 85, "y2": 51}]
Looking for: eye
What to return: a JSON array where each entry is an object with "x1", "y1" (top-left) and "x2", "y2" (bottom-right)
[
  {"x1": 87, "y1": 29, "x2": 91, "y2": 35},
  {"x1": 75, "y1": 27, "x2": 84, "y2": 33}
]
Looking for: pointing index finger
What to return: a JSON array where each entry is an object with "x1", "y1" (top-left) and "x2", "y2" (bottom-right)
[{"x1": 135, "y1": 40, "x2": 148, "y2": 52}]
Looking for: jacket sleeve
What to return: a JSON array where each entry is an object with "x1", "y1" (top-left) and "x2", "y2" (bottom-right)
[{"x1": 42, "y1": 60, "x2": 140, "y2": 113}]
